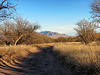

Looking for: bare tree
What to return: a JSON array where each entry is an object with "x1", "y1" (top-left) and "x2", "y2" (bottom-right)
[
  {"x1": 0, "y1": 17, "x2": 40, "y2": 45},
  {"x1": 0, "y1": 0, "x2": 16, "y2": 20},
  {"x1": 75, "y1": 19, "x2": 96, "y2": 44},
  {"x1": 91, "y1": 0, "x2": 100, "y2": 28}
]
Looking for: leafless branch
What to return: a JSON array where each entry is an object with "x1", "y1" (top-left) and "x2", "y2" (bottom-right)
[{"x1": 0, "y1": 0, "x2": 17, "y2": 21}]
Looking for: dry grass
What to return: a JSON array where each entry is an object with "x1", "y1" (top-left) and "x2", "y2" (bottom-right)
[
  {"x1": 53, "y1": 42, "x2": 100, "y2": 75},
  {"x1": 32, "y1": 43, "x2": 54, "y2": 48},
  {"x1": 0, "y1": 42, "x2": 99, "y2": 75},
  {"x1": 0, "y1": 45, "x2": 39, "y2": 64},
  {"x1": 0, "y1": 43, "x2": 54, "y2": 65}
]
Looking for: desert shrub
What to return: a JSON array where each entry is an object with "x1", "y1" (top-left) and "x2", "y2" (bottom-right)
[
  {"x1": 95, "y1": 33, "x2": 100, "y2": 45},
  {"x1": 66, "y1": 37, "x2": 80, "y2": 42},
  {"x1": 55, "y1": 37, "x2": 67, "y2": 42},
  {"x1": 17, "y1": 32, "x2": 54, "y2": 44}
]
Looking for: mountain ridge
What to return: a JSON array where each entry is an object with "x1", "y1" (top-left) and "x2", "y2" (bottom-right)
[{"x1": 39, "y1": 31, "x2": 70, "y2": 38}]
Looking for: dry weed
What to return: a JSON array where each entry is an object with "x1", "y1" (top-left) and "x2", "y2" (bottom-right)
[{"x1": 54, "y1": 42, "x2": 100, "y2": 75}]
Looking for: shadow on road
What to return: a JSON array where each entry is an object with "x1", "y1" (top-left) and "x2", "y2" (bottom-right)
[{"x1": 0, "y1": 46, "x2": 71, "y2": 75}]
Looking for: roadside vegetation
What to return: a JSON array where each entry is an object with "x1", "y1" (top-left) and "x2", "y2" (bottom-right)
[
  {"x1": 0, "y1": 44, "x2": 53, "y2": 65},
  {"x1": 53, "y1": 42, "x2": 100, "y2": 75},
  {"x1": 0, "y1": 45, "x2": 38, "y2": 64},
  {"x1": 0, "y1": 0, "x2": 100, "y2": 75}
]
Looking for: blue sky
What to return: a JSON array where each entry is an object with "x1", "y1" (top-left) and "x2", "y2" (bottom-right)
[{"x1": 16, "y1": 0, "x2": 92, "y2": 36}]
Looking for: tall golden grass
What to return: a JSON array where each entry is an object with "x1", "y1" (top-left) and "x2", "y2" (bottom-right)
[
  {"x1": 0, "y1": 44, "x2": 53, "y2": 65},
  {"x1": 0, "y1": 45, "x2": 39, "y2": 64},
  {"x1": 53, "y1": 42, "x2": 100, "y2": 75}
]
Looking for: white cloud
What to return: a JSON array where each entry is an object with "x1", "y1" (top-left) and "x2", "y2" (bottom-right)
[
  {"x1": 37, "y1": 25, "x2": 100, "y2": 36},
  {"x1": 96, "y1": 28, "x2": 100, "y2": 33},
  {"x1": 37, "y1": 25, "x2": 77, "y2": 36}
]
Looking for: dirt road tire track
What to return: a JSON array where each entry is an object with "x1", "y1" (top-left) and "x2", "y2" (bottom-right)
[{"x1": 0, "y1": 46, "x2": 71, "y2": 75}]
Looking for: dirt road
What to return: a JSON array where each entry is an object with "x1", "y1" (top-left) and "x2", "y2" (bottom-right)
[{"x1": 0, "y1": 46, "x2": 71, "y2": 75}]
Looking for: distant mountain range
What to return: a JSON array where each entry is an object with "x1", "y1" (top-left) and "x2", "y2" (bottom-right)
[{"x1": 39, "y1": 31, "x2": 70, "y2": 38}]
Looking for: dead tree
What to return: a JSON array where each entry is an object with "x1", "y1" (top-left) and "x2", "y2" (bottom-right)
[
  {"x1": 0, "y1": 0, "x2": 16, "y2": 20},
  {"x1": 91, "y1": 0, "x2": 100, "y2": 28}
]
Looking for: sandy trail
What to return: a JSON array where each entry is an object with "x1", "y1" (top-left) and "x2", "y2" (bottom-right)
[{"x1": 0, "y1": 46, "x2": 71, "y2": 75}]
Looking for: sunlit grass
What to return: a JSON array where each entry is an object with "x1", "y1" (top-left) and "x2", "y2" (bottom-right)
[
  {"x1": 0, "y1": 45, "x2": 38, "y2": 64},
  {"x1": 54, "y1": 42, "x2": 100, "y2": 75}
]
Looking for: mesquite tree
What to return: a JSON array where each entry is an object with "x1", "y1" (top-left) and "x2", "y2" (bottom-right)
[
  {"x1": 75, "y1": 19, "x2": 96, "y2": 44},
  {"x1": 0, "y1": 17, "x2": 40, "y2": 45}
]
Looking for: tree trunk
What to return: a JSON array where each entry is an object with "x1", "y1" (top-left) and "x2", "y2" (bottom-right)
[{"x1": 14, "y1": 35, "x2": 24, "y2": 45}]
